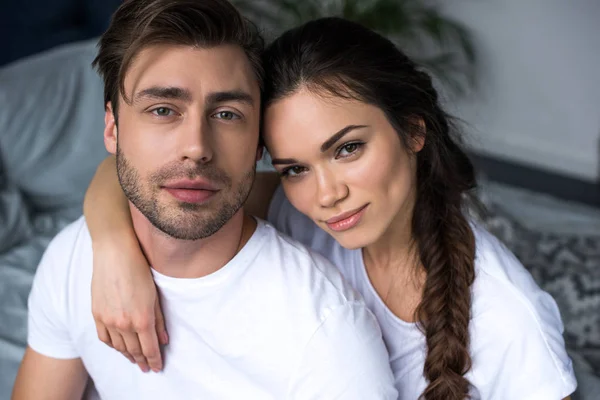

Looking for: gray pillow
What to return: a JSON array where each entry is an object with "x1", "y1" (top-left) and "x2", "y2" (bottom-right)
[
  {"x1": 0, "y1": 183, "x2": 32, "y2": 253},
  {"x1": 0, "y1": 38, "x2": 108, "y2": 212}
]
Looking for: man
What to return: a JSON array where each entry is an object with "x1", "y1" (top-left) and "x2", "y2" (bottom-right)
[{"x1": 11, "y1": 0, "x2": 397, "y2": 399}]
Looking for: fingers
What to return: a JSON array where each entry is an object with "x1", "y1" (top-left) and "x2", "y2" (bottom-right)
[
  {"x1": 138, "y1": 329, "x2": 162, "y2": 373},
  {"x1": 108, "y1": 330, "x2": 135, "y2": 364},
  {"x1": 135, "y1": 298, "x2": 168, "y2": 372},
  {"x1": 122, "y1": 332, "x2": 150, "y2": 373},
  {"x1": 95, "y1": 322, "x2": 112, "y2": 348},
  {"x1": 95, "y1": 314, "x2": 165, "y2": 373},
  {"x1": 96, "y1": 319, "x2": 136, "y2": 365},
  {"x1": 138, "y1": 298, "x2": 167, "y2": 372},
  {"x1": 155, "y1": 298, "x2": 169, "y2": 346}
]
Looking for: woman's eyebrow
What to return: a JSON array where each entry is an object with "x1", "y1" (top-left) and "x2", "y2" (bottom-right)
[
  {"x1": 320, "y1": 125, "x2": 369, "y2": 152},
  {"x1": 271, "y1": 124, "x2": 369, "y2": 165}
]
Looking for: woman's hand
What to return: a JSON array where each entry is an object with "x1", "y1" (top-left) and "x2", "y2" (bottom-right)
[
  {"x1": 85, "y1": 156, "x2": 167, "y2": 372},
  {"x1": 91, "y1": 238, "x2": 168, "y2": 373}
]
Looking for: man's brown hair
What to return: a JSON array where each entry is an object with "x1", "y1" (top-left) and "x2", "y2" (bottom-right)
[{"x1": 92, "y1": 0, "x2": 264, "y2": 120}]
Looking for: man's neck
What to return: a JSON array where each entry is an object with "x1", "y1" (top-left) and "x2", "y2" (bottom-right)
[{"x1": 131, "y1": 205, "x2": 256, "y2": 279}]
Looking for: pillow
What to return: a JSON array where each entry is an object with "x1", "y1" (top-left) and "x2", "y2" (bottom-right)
[
  {"x1": 0, "y1": 183, "x2": 33, "y2": 253},
  {"x1": 0, "y1": 38, "x2": 108, "y2": 212}
]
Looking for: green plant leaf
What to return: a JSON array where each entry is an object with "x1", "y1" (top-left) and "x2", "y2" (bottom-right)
[{"x1": 232, "y1": 0, "x2": 479, "y2": 95}]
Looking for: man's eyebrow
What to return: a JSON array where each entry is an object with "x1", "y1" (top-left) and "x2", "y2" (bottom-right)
[
  {"x1": 320, "y1": 125, "x2": 369, "y2": 152},
  {"x1": 271, "y1": 157, "x2": 299, "y2": 166},
  {"x1": 206, "y1": 90, "x2": 255, "y2": 107},
  {"x1": 133, "y1": 86, "x2": 192, "y2": 103}
]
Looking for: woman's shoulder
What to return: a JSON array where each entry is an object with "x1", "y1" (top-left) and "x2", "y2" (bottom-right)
[
  {"x1": 467, "y1": 222, "x2": 576, "y2": 398},
  {"x1": 470, "y1": 221, "x2": 561, "y2": 331}
]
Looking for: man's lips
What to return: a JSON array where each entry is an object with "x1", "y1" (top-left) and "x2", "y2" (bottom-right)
[
  {"x1": 162, "y1": 179, "x2": 218, "y2": 191},
  {"x1": 162, "y1": 179, "x2": 219, "y2": 203}
]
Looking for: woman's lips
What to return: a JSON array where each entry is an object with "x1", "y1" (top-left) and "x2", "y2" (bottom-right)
[{"x1": 326, "y1": 204, "x2": 369, "y2": 232}]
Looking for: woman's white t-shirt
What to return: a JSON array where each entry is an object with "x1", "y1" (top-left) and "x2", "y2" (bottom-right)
[{"x1": 268, "y1": 186, "x2": 577, "y2": 400}]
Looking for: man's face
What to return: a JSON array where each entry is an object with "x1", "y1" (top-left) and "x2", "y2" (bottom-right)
[{"x1": 104, "y1": 44, "x2": 261, "y2": 240}]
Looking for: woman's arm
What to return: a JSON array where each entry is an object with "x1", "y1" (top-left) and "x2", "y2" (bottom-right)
[
  {"x1": 84, "y1": 156, "x2": 167, "y2": 373},
  {"x1": 84, "y1": 155, "x2": 133, "y2": 244}
]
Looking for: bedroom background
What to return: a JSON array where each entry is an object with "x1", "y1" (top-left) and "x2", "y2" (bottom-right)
[{"x1": 0, "y1": 0, "x2": 598, "y2": 399}]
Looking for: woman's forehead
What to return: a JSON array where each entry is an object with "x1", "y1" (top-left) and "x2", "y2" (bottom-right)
[{"x1": 263, "y1": 89, "x2": 395, "y2": 156}]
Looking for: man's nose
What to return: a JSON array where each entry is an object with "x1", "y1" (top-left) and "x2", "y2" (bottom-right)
[{"x1": 179, "y1": 115, "x2": 214, "y2": 164}]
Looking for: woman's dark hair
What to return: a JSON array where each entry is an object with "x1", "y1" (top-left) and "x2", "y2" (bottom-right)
[{"x1": 263, "y1": 17, "x2": 477, "y2": 400}]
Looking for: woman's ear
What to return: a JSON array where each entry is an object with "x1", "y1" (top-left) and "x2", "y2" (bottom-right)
[
  {"x1": 410, "y1": 117, "x2": 426, "y2": 153},
  {"x1": 104, "y1": 102, "x2": 118, "y2": 155}
]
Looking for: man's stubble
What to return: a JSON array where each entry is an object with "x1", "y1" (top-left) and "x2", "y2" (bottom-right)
[{"x1": 116, "y1": 145, "x2": 255, "y2": 240}]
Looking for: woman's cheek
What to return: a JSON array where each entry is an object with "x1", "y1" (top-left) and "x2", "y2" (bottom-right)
[{"x1": 343, "y1": 150, "x2": 395, "y2": 190}]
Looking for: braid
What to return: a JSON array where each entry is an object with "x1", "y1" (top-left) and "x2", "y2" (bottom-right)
[
  {"x1": 412, "y1": 96, "x2": 477, "y2": 400},
  {"x1": 414, "y1": 197, "x2": 475, "y2": 399}
]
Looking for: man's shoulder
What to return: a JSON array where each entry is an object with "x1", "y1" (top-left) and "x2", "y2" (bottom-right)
[
  {"x1": 45, "y1": 215, "x2": 90, "y2": 251},
  {"x1": 39, "y1": 216, "x2": 92, "y2": 275}
]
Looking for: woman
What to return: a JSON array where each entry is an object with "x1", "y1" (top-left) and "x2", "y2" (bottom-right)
[{"x1": 84, "y1": 17, "x2": 576, "y2": 399}]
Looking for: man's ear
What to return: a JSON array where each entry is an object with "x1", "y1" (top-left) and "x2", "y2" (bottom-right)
[{"x1": 104, "y1": 102, "x2": 118, "y2": 155}]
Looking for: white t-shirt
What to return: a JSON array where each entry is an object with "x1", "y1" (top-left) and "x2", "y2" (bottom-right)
[
  {"x1": 27, "y1": 217, "x2": 398, "y2": 400},
  {"x1": 268, "y1": 186, "x2": 577, "y2": 400}
]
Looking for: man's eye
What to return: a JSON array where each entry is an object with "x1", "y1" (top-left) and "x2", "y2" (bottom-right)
[
  {"x1": 151, "y1": 107, "x2": 174, "y2": 117},
  {"x1": 212, "y1": 111, "x2": 240, "y2": 120}
]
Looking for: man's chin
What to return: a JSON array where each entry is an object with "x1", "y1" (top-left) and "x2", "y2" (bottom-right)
[
  {"x1": 150, "y1": 222, "x2": 212, "y2": 241},
  {"x1": 147, "y1": 210, "x2": 232, "y2": 241}
]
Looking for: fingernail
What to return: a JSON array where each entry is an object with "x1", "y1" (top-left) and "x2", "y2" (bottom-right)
[
  {"x1": 161, "y1": 331, "x2": 169, "y2": 345},
  {"x1": 152, "y1": 368, "x2": 161, "y2": 373}
]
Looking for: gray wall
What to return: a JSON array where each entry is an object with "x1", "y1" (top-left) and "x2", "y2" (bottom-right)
[{"x1": 443, "y1": 0, "x2": 600, "y2": 182}]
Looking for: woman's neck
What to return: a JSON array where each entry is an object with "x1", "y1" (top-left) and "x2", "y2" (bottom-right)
[
  {"x1": 361, "y1": 191, "x2": 425, "y2": 322},
  {"x1": 363, "y1": 189, "x2": 417, "y2": 272}
]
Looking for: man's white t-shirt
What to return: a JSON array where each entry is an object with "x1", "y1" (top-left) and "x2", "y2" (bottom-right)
[
  {"x1": 268, "y1": 186, "x2": 578, "y2": 400},
  {"x1": 27, "y1": 217, "x2": 398, "y2": 400}
]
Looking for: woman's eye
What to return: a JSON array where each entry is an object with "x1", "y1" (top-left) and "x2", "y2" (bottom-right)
[
  {"x1": 151, "y1": 107, "x2": 174, "y2": 117},
  {"x1": 281, "y1": 166, "x2": 307, "y2": 177},
  {"x1": 336, "y1": 142, "x2": 363, "y2": 158},
  {"x1": 213, "y1": 111, "x2": 240, "y2": 121}
]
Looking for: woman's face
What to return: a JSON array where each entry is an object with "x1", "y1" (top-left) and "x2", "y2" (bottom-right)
[{"x1": 263, "y1": 88, "x2": 423, "y2": 249}]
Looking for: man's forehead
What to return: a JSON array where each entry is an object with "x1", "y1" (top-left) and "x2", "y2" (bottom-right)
[{"x1": 125, "y1": 44, "x2": 259, "y2": 99}]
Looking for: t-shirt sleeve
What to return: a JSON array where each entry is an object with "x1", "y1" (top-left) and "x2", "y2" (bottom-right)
[
  {"x1": 471, "y1": 277, "x2": 577, "y2": 399},
  {"x1": 27, "y1": 234, "x2": 79, "y2": 359},
  {"x1": 287, "y1": 303, "x2": 398, "y2": 400}
]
